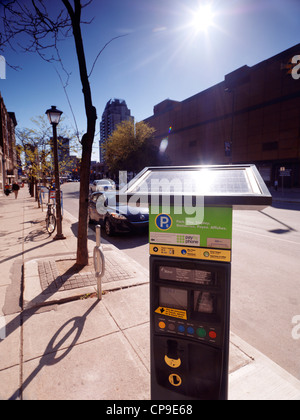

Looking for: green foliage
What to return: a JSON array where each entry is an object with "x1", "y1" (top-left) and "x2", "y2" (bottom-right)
[{"x1": 103, "y1": 120, "x2": 158, "y2": 174}]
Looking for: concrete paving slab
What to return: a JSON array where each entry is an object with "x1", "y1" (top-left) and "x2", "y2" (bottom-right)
[
  {"x1": 230, "y1": 362, "x2": 300, "y2": 400},
  {"x1": 22, "y1": 331, "x2": 150, "y2": 400},
  {"x1": 23, "y1": 275, "x2": 42, "y2": 308},
  {"x1": 229, "y1": 333, "x2": 300, "y2": 400},
  {"x1": 0, "y1": 313, "x2": 21, "y2": 370},
  {"x1": 1, "y1": 260, "x2": 23, "y2": 316},
  {"x1": 0, "y1": 289, "x2": 6, "y2": 317},
  {"x1": 23, "y1": 259, "x2": 39, "y2": 278},
  {"x1": 103, "y1": 284, "x2": 149, "y2": 330},
  {"x1": 229, "y1": 335, "x2": 253, "y2": 374},
  {"x1": 0, "y1": 365, "x2": 21, "y2": 400},
  {"x1": 22, "y1": 299, "x2": 119, "y2": 362},
  {"x1": 123, "y1": 323, "x2": 150, "y2": 372}
]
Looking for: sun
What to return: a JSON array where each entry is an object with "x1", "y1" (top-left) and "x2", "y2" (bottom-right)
[{"x1": 192, "y1": 4, "x2": 215, "y2": 33}]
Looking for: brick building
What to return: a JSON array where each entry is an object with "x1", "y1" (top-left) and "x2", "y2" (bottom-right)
[
  {"x1": 144, "y1": 43, "x2": 300, "y2": 188},
  {"x1": 0, "y1": 92, "x2": 17, "y2": 193}
]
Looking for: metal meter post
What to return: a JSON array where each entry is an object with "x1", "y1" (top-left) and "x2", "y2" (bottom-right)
[{"x1": 94, "y1": 225, "x2": 105, "y2": 300}]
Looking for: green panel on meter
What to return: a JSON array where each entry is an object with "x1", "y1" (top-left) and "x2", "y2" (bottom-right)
[{"x1": 149, "y1": 206, "x2": 232, "y2": 261}]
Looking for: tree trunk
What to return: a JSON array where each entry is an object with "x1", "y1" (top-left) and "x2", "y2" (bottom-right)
[
  {"x1": 62, "y1": 0, "x2": 97, "y2": 265},
  {"x1": 76, "y1": 133, "x2": 94, "y2": 266}
]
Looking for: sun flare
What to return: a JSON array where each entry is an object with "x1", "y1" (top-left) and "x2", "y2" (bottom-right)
[{"x1": 192, "y1": 4, "x2": 215, "y2": 32}]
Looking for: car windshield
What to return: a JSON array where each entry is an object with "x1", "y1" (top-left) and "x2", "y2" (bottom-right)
[{"x1": 97, "y1": 180, "x2": 113, "y2": 185}]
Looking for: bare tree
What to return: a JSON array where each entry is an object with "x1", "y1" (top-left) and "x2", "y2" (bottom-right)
[{"x1": 1, "y1": 0, "x2": 100, "y2": 265}]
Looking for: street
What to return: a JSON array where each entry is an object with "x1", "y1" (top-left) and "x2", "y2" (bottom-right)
[
  {"x1": 61, "y1": 182, "x2": 149, "y2": 267},
  {"x1": 231, "y1": 203, "x2": 300, "y2": 380},
  {"x1": 61, "y1": 182, "x2": 300, "y2": 379}
]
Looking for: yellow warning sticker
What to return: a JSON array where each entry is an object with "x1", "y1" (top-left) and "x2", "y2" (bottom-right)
[{"x1": 155, "y1": 306, "x2": 187, "y2": 320}]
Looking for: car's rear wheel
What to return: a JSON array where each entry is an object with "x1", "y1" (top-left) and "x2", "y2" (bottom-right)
[
  {"x1": 104, "y1": 218, "x2": 114, "y2": 236},
  {"x1": 88, "y1": 209, "x2": 94, "y2": 224}
]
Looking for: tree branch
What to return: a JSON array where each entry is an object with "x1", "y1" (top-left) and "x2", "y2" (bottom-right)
[{"x1": 88, "y1": 33, "x2": 129, "y2": 78}]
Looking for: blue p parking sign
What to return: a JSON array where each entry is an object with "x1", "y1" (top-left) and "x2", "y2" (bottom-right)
[{"x1": 155, "y1": 214, "x2": 172, "y2": 230}]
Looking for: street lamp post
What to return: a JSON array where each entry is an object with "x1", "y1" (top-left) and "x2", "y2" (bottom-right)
[{"x1": 45, "y1": 105, "x2": 65, "y2": 240}]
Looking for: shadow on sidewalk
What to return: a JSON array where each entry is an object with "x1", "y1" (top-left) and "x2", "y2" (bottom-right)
[
  {"x1": 0, "y1": 233, "x2": 52, "y2": 265},
  {"x1": 259, "y1": 209, "x2": 297, "y2": 234},
  {"x1": 1, "y1": 192, "x2": 98, "y2": 347},
  {"x1": 0, "y1": 199, "x2": 52, "y2": 265},
  {"x1": 9, "y1": 300, "x2": 99, "y2": 400},
  {"x1": 1, "y1": 260, "x2": 96, "y2": 350}
]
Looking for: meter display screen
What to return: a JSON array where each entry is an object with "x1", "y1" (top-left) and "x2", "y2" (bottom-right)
[
  {"x1": 159, "y1": 287, "x2": 188, "y2": 310},
  {"x1": 194, "y1": 291, "x2": 216, "y2": 314},
  {"x1": 159, "y1": 266, "x2": 216, "y2": 285}
]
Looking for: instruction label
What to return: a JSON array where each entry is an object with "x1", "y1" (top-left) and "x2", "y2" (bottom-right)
[{"x1": 155, "y1": 306, "x2": 187, "y2": 320}]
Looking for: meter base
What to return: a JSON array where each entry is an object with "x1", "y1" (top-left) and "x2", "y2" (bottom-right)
[
  {"x1": 151, "y1": 333, "x2": 228, "y2": 400},
  {"x1": 150, "y1": 256, "x2": 230, "y2": 400}
]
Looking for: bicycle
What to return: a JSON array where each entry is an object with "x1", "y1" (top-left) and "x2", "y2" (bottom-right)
[{"x1": 45, "y1": 202, "x2": 56, "y2": 235}]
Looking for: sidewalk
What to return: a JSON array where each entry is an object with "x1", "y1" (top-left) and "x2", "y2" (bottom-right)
[{"x1": 0, "y1": 188, "x2": 300, "y2": 400}]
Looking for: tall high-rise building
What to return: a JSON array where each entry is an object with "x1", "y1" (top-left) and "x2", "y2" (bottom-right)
[{"x1": 99, "y1": 98, "x2": 133, "y2": 163}]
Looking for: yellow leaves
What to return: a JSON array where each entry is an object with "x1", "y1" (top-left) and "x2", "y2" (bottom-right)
[{"x1": 102, "y1": 120, "x2": 155, "y2": 173}]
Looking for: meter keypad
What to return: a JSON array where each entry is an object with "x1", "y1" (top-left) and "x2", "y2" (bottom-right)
[{"x1": 155, "y1": 315, "x2": 220, "y2": 346}]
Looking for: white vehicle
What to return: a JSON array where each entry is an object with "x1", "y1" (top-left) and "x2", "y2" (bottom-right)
[{"x1": 90, "y1": 179, "x2": 116, "y2": 193}]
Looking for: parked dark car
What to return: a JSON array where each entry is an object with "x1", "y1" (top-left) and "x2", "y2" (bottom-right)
[{"x1": 88, "y1": 191, "x2": 149, "y2": 236}]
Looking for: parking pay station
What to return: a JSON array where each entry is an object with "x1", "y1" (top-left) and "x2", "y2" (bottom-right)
[{"x1": 123, "y1": 164, "x2": 272, "y2": 400}]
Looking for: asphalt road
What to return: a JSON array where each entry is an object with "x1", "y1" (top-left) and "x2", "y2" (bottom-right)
[
  {"x1": 61, "y1": 182, "x2": 149, "y2": 265},
  {"x1": 61, "y1": 182, "x2": 300, "y2": 379},
  {"x1": 231, "y1": 203, "x2": 300, "y2": 379}
]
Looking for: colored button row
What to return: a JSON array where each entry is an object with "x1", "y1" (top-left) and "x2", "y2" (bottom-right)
[
  {"x1": 196, "y1": 327, "x2": 217, "y2": 339},
  {"x1": 158, "y1": 321, "x2": 217, "y2": 339}
]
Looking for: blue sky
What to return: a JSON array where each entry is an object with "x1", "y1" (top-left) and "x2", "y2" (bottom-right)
[{"x1": 0, "y1": 0, "x2": 299, "y2": 161}]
